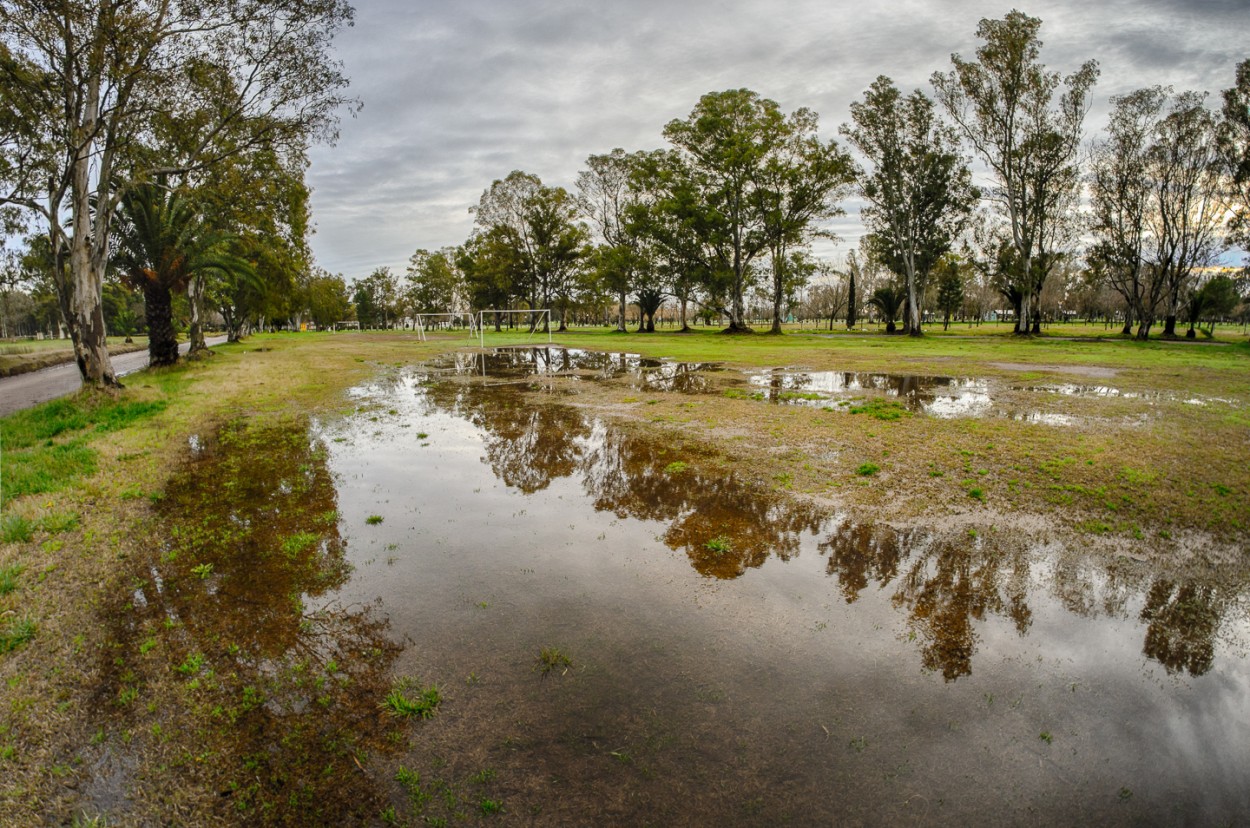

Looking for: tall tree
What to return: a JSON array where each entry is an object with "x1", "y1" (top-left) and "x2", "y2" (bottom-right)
[
  {"x1": 576, "y1": 149, "x2": 643, "y2": 332},
  {"x1": 0, "y1": 0, "x2": 354, "y2": 386},
  {"x1": 844, "y1": 76, "x2": 976, "y2": 337},
  {"x1": 405, "y1": 247, "x2": 463, "y2": 316},
  {"x1": 660, "y1": 90, "x2": 788, "y2": 332},
  {"x1": 1088, "y1": 87, "x2": 1169, "y2": 339},
  {"x1": 1151, "y1": 92, "x2": 1227, "y2": 337},
  {"x1": 756, "y1": 107, "x2": 854, "y2": 333},
  {"x1": 472, "y1": 171, "x2": 585, "y2": 332},
  {"x1": 845, "y1": 77, "x2": 980, "y2": 337},
  {"x1": 932, "y1": 10, "x2": 1097, "y2": 335},
  {"x1": 1220, "y1": 59, "x2": 1250, "y2": 255}
]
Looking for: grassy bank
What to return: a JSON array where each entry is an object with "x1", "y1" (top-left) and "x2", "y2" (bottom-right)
[
  {"x1": 1, "y1": 328, "x2": 1247, "y2": 824},
  {"x1": 0, "y1": 337, "x2": 151, "y2": 378}
]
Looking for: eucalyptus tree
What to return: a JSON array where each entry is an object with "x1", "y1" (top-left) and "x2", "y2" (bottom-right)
[
  {"x1": 405, "y1": 248, "x2": 464, "y2": 316},
  {"x1": 843, "y1": 76, "x2": 976, "y2": 337},
  {"x1": 756, "y1": 107, "x2": 854, "y2": 333},
  {"x1": 576, "y1": 149, "x2": 643, "y2": 332},
  {"x1": 472, "y1": 171, "x2": 585, "y2": 331},
  {"x1": 1221, "y1": 60, "x2": 1250, "y2": 253},
  {"x1": 932, "y1": 10, "x2": 1097, "y2": 335},
  {"x1": 659, "y1": 90, "x2": 788, "y2": 331},
  {"x1": 112, "y1": 182, "x2": 252, "y2": 365},
  {"x1": 1089, "y1": 87, "x2": 1169, "y2": 339},
  {"x1": 0, "y1": 0, "x2": 354, "y2": 386},
  {"x1": 1151, "y1": 93, "x2": 1228, "y2": 338}
]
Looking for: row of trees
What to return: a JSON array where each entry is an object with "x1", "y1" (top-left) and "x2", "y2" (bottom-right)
[
  {"x1": 0, "y1": 0, "x2": 357, "y2": 384},
  {"x1": 382, "y1": 11, "x2": 1246, "y2": 342}
]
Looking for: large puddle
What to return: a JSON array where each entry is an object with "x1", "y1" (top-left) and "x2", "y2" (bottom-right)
[{"x1": 97, "y1": 348, "x2": 1250, "y2": 824}]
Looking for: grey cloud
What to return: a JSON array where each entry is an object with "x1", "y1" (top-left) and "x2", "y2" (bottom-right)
[{"x1": 307, "y1": 0, "x2": 1247, "y2": 280}]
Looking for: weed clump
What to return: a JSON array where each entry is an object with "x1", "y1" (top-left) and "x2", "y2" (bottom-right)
[
  {"x1": 856, "y1": 462, "x2": 880, "y2": 477},
  {"x1": 534, "y1": 647, "x2": 572, "y2": 676},
  {"x1": 383, "y1": 680, "x2": 442, "y2": 719}
]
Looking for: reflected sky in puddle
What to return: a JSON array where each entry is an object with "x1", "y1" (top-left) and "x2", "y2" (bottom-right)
[{"x1": 313, "y1": 354, "x2": 1250, "y2": 824}]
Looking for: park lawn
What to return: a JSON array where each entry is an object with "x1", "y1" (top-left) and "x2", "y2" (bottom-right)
[
  {"x1": 0, "y1": 327, "x2": 1247, "y2": 824},
  {"x1": 0, "y1": 336, "x2": 151, "y2": 378}
]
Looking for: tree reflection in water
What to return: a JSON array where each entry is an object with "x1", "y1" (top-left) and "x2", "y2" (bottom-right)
[
  {"x1": 422, "y1": 349, "x2": 1244, "y2": 681},
  {"x1": 97, "y1": 417, "x2": 400, "y2": 822}
]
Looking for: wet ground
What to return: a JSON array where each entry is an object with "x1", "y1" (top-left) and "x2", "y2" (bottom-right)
[{"x1": 95, "y1": 347, "x2": 1250, "y2": 824}]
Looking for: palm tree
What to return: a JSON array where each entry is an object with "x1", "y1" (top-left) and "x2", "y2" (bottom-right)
[
  {"x1": 113, "y1": 182, "x2": 251, "y2": 366},
  {"x1": 867, "y1": 284, "x2": 906, "y2": 334}
]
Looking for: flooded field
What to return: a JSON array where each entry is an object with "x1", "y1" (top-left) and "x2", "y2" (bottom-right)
[{"x1": 99, "y1": 347, "x2": 1250, "y2": 824}]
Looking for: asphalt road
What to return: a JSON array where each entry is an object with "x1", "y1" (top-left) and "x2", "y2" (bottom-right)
[{"x1": 0, "y1": 337, "x2": 227, "y2": 417}]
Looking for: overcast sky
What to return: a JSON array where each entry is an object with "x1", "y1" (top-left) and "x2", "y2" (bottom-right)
[{"x1": 305, "y1": 0, "x2": 1248, "y2": 281}]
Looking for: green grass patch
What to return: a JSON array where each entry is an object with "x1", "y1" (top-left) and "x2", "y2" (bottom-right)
[
  {"x1": 847, "y1": 398, "x2": 910, "y2": 421},
  {"x1": 1, "y1": 514, "x2": 35, "y2": 544},
  {"x1": 280, "y1": 532, "x2": 320, "y2": 557},
  {"x1": 534, "y1": 646, "x2": 572, "y2": 676},
  {"x1": 856, "y1": 462, "x2": 880, "y2": 477},
  {"x1": 0, "y1": 617, "x2": 36, "y2": 654},
  {"x1": 365, "y1": 515, "x2": 384, "y2": 526},
  {"x1": 383, "y1": 681, "x2": 443, "y2": 719},
  {"x1": 37, "y1": 512, "x2": 80, "y2": 534},
  {"x1": 663, "y1": 461, "x2": 689, "y2": 474},
  {"x1": 0, "y1": 564, "x2": 24, "y2": 595},
  {"x1": 1, "y1": 394, "x2": 168, "y2": 501}
]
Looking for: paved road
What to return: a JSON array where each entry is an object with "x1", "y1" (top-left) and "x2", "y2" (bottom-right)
[{"x1": 0, "y1": 337, "x2": 227, "y2": 417}]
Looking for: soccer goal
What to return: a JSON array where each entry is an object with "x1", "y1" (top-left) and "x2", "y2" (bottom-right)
[
  {"x1": 412, "y1": 312, "x2": 479, "y2": 342},
  {"x1": 474, "y1": 309, "x2": 553, "y2": 348}
]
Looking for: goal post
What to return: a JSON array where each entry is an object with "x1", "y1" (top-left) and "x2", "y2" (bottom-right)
[{"x1": 410, "y1": 312, "x2": 478, "y2": 342}]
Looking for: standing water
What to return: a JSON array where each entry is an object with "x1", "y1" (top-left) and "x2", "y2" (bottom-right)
[{"x1": 313, "y1": 350, "x2": 1250, "y2": 824}]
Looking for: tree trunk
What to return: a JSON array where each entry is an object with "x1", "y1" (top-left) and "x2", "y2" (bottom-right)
[
  {"x1": 1163, "y1": 314, "x2": 1178, "y2": 338},
  {"x1": 187, "y1": 274, "x2": 208, "y2": 355},
  {"x1": 847, "y1": 272, "x2": 857, "y2": 330},
  {"x1": 144, "y1": 281, "x2": 179, "y2": 366}
]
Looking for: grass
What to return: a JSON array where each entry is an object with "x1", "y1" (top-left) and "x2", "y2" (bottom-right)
[
  {"x1": 0, "y1": 564, "x2": 23, "y2": 595},
  {"x1": 0, "y1": 326, "x2": 1246, "y2": 824},
  {"x1": 704, "y1": 535, "x2": 732, "y2": 555},
  {"x1": 365, "y1": 515, "x2": 384, "y2": 525},
  {"x1": 847, "y1": 398, "x2": 910, "y2": 421},
  {"x1": 1, "y1": 514, "x2": 34, "y2": 543},
  {"x1": 856, "y1": 462, "x2": 880, "y2": 477},
  {"x1": 1, "y1": 394, "x2": 168, "y2": 501},
  {"x1": 0, "y1": 617, "x2": 36, "y2": 654},
  {"x1": 534, "y1": 646, "x2": 572, "y2": 676},
  {"x1": 383, "y1": 681, "x2": 443, "y2": 719},
  {"x1": 663, "y1": 460, "x2": 689, "y2": 474}
]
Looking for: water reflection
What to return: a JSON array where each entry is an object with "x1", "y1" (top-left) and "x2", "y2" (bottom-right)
[
  {"x1": 746, "y1": 369, "x2": 993, "y2": 417},
  {"x1": 443, "y1": 347, "x2": 724, "y2": 394},
  {"x1": 96, "y1": 418, "x2": 400, "y2": 822},
  {"x1": 424, "y1": 369, "x2": 824, "y2": 576},
  {"x1": 417, "y1": 352, "x2": 1246, "y2": 681}
]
